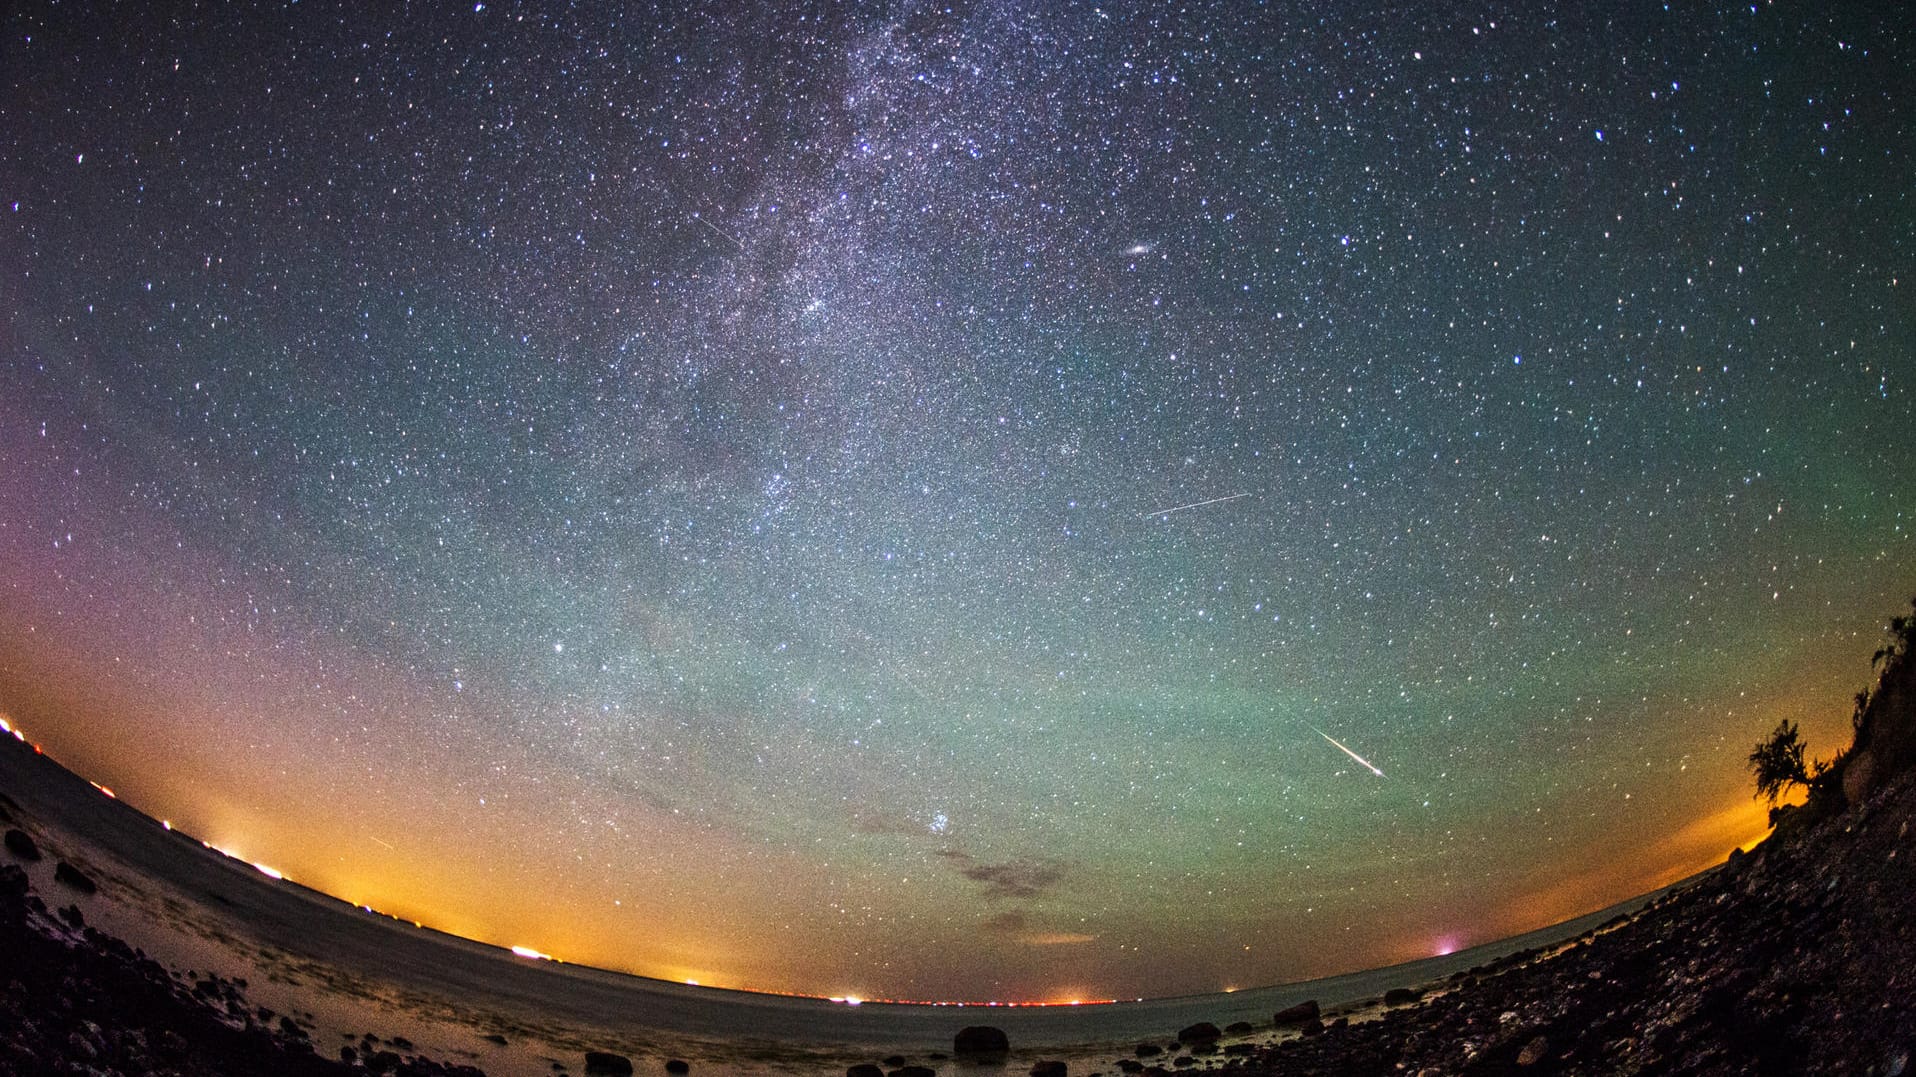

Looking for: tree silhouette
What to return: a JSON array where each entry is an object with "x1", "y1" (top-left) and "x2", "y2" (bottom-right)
[
  {"x1": 1749, "y1": 718, "x2": 1812, "y2": 806},
  {"x1": 1873, "y1": 599, "x2": 1915, "y2": 670}
]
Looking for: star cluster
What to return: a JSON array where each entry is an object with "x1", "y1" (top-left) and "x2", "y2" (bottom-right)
[{"x1": 1, "y1": 1, "x2": 1911, "y2": 1000}]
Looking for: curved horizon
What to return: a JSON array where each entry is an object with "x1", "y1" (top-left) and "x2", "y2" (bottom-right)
[{"x1": 2, "y1": 0, "x2": 1912, "y2": 1001}]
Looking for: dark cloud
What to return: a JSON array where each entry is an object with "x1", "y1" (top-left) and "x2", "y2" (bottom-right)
[
  {"x1": 938, "y1": 850, "x2": 1067, "y2": 900},
  {"x1": 982, "y1": 910, "x2": 1028, "y2": 934}
]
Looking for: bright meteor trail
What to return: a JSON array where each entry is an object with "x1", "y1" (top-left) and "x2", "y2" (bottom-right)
[{"x1": 1311, "y1": 726, "x2": 1385, "y2": 777}]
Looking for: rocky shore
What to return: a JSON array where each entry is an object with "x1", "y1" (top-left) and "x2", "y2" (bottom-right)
[{"x1": 0, "y1": 854, "x2": 485, "y2": 1077}]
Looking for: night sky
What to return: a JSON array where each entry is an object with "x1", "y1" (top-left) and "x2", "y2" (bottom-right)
[{"x1": 1, "y1": 1, "x2": 1912, "y2": 1003}]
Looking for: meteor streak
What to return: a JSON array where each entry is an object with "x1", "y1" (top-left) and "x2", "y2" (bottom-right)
[
  {"x1": 1310, "y1": 725, "x2": 1385, "y2": 777},
  {"x1": 692, "y1": 214, "x2": 745, "y2": 251},
  {"x1": 1139, "y1": 491, "x2": 1251, "y2": 518}
]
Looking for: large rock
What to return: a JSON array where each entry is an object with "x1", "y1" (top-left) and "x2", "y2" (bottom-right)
[
  {"x1": 1273, "y1": 999, "x2": 1321, "y2": 1025},
  {"x1": 954, "y1": 1026, "x2": 1010, "y2": 1059},
  {"x1": 584, "y1": 1051, "x2": 635, "y2": 1076},
  {"x1": 1383, "y1": 986, "x2": 1424, "y2": 1005},
  {"x1": 3, "y1": 828, "x2": 40, "y2": 861},
  {"x1": 846, "y1": 1066, "x2": 884, "y2": 1077},
  {"x1": 1175, "y1": 1022, "x2": 1221, "y2": 1044},
  {"x1": 1030, "y1": 1062, "x2": 1067, "y2": 1077},
  {"x1": 54, "y1": 861, "x2": 97, "y2": 894}
]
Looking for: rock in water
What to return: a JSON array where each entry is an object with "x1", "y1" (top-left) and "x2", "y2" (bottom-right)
[
  {"x1": 54, "y1": 861, "x2": 98, "y2": 894},
  {"x1": 584, "y1": 1051, "x2": 635, "y2": 1076},
  {"x1": 1383, "y1": 986, "x2": 1424, "y2": 1005},
  {"x1": 953, "y1": 1026, "x2": 1010, "y2": 1060},
  {"x1": 1273, "y1": 999, "x2": 1321, "y2": 1025},
  {"x1": 1176, "y1": 1022, "x2": 1222, "y2": 1044},
  {"x1": 3, "y1": 828, "x2": 40, "y2": 861}
]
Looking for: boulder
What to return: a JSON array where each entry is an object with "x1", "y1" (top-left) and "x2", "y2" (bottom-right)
[
  {"x1": 892, "y1": 1068, "x2": 936, "y2": 1077},
  {"x1": 1134, "y1": 1043, "x2": 1161, "y2": 1057},
  {"x1": 882, "y1": 1057, "x2": 907, "y2": 1068},
  {"x1": 3, "y1": 828, "x2": 40, "y2": 861},
  {"x1": 954, "y1": 1026, "x2": 1010, "y2": 1059},
  {"x1": 585, "y1": 1051, "x2": 635, "y2": 1076},
  {"x1": 665, "y1": 1061, "x2": 690, "y2": 1075},
  {"x1": 1176, "y1": 1022, "x2": 1221, "y2": 1044},
  {"x1": 847, "y1": 1067, "x2": 884, "y2": 1077},
  {"x1": 1273, "y1": 999, "x2": 1320, "y2": 1025},
  {"x1": 1224, "y1": 1021, "x2": 1254, "y2": 1035},
  {"x1": 55, "y1": 861, "x2": 98, "y2": 894},
  {"x1": 1383, "y1": 987, "x2": 1423, "y2": 1006},
  {"x1": 1030, "y1": 1063, "x2": 1067, "y2": 1077}
]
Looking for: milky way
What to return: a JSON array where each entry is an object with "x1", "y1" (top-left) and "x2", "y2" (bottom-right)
[{"x1": 1, "y1": 2, "x2": 1912, "y2": 1001}]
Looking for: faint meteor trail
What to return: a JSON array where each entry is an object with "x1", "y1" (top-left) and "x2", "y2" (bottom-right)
[
  {"x1": 1310, "y1": 725, "x2": 1385, "y2": 777},
  {"x1": 1139, "y1": 491, "x2": 1251, "y2": 518},
  {"x1": 692, "y1": 214, "x2": 745, "y2": 251}
]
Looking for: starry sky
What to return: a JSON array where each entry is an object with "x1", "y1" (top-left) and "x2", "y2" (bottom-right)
[{"x1": 1, "y1": 1, "x2": 1912, "y2": 1003}]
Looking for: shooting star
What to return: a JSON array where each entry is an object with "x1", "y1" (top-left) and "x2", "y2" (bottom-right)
[
  {"x1": 1309, "y1": 725, "x2": 1385, "y2": 777},
  {"x1": 1139, "y1": 491, "x2": 1251, "y2": 519},
  {"x1": 368, "y1": 835, "x2": 396, "y2": 851},
  {"x1": 692, "y1": 214, "x2": 745, "y2": 251}
]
